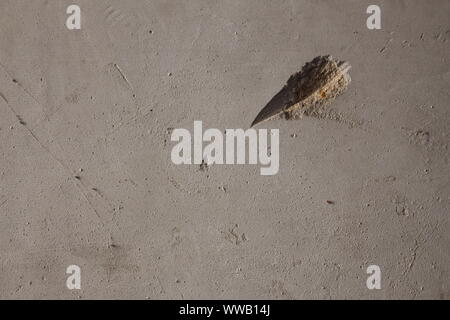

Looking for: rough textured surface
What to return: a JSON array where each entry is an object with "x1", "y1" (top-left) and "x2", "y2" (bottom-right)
[
  {"x1": 252, "y1": 55, "x2": 351, "y2": 126},
  {"x1": 0, "y1": 0, "x2": 449, "y2": 299}
]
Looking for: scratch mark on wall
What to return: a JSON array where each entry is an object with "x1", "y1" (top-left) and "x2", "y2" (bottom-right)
[
  {"x1": 0, "y1": 62, "x2": 49, "y2": 121},
  {"x1": 0, "y1": 91, "x2": 8, "y2": 104}
]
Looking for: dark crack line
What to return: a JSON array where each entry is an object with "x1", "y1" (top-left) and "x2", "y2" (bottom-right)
[
  {"x1": 0, "y1": 87, "x2": 108, "y2": 229},
  {"x1": 0, "y1": 199, "x2": 7, "y2": 209},
  {"x1": 0, "y1": 91, "x2": 8, "y2": 104},
  {"x1": 0, "y1": 61, "x2": 50, "y2": 121}
]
